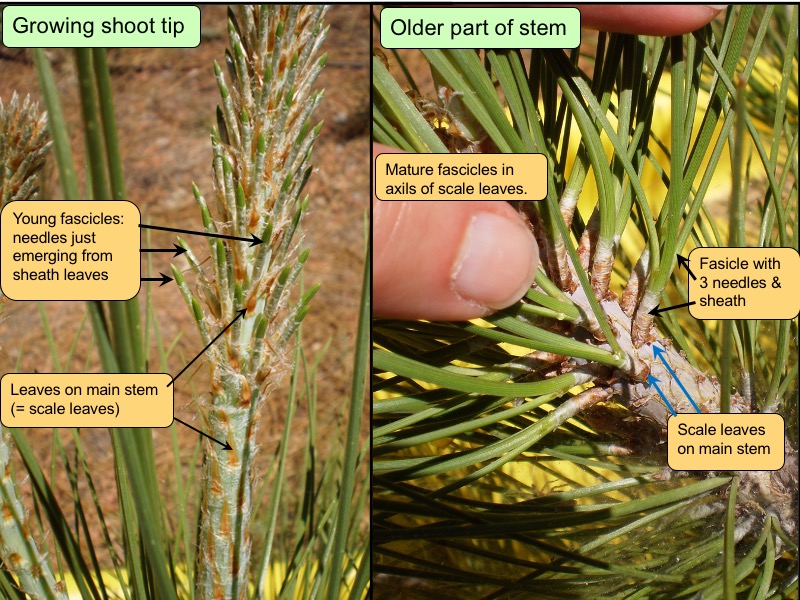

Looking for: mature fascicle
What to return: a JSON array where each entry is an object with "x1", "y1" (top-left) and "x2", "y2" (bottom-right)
[{"x1": 551, "y1": 283, "x2": 798, "y2": 542}]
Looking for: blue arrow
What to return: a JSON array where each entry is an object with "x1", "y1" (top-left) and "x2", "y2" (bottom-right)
[
  {"x1": 647, "y1": 374, "x2": 677, "y2": 416},
  {"x1": 653, "y1": 346, "x2": 702, "y2": 413}
]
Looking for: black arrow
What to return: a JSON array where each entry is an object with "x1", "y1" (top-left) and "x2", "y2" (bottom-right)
[
  {"x1": 139, "y1": 224, "x2": 262, "y2": 247},
  {"x1": 174, "y1": 417, "x2": 232, "y2": 450},
  {"x1": 140, "y1": 243, "x2": 187, "y2": 258},
  {"x1": 141, "y1": 273, "x2": 173, "y2": 287},
  {"x1": 168, "y1": 308, "x2": 247, "y2": 387},
  {"x1": 676, "y1": 254, "x2": 696, "y2": 280},
  {"x1": 649, "y1": 301, "x2": 696, "y2": 316}
]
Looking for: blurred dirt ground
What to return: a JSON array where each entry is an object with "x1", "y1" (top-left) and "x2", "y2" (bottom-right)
[{"x1": 0, "y1": 4, "x2": 369, "y2": 557}]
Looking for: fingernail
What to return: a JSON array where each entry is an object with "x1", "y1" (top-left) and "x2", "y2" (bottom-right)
[
  {"x1": 452, "y1": 212, "x2": 537, "y2": 310},
  {"x1": 703, "y1": 5, "x2": 727, "y2": 10}
]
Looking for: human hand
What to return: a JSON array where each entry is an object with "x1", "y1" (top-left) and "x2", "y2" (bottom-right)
[
  {"x1": 578, "y1": 4, "x2": 725, "y2": 36},
  {"x1": 374, "y1": 143, "x2": 538, "y2": 320},
  {"x1": 373, "y1": 5, "x2": 725, "y2": 320}
]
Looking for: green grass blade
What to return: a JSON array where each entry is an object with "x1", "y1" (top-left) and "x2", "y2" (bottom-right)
[{"x1": 325, "y1": 249, "x2": 370, "y2": 600}]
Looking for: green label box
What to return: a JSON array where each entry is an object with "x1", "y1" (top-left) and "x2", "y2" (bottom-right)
[
  {"x1": 380, "y1": 7, "x2": 580, "y2": 49},
  {"x1": 2, "y1": 5, "x2": 200, "y2": 48}
]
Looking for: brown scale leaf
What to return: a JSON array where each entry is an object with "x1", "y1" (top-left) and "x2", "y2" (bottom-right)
[
  {"x1": 219, "y1": 500, "x2": 231, "y2": 536},
  {"x1": 245, "y1": 292, "x2": 257, "y2": 314},
  {"x1": 248, "y1": 207, "x2": 259, "y2": 229},
  {"x1": 209, "y1": 462, "x2": 224, "y2": 496},
  {"x1": 239, "y1": 380, "x2": 251, "y2": 407}
]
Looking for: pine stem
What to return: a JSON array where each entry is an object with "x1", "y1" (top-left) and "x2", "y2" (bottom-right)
[{"x1": 181, "y1": 7, "x2": 329, "y2": 598}]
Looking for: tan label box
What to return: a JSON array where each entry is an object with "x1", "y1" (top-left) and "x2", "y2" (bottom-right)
[
  {"x1": 688, "y1": 247, "x2": 800, "y2": 320},
  {"x1": 667, "y1": 413, "x2": 785, "y2": 471},
  {"x1": 0, "y1": 200, "x2": 141, "y2": 300},
  {"x1": 0, "y1": 373, "x2": 173, "y2": 428},
  {"x1": 375, "y1": 153, "x2": 547, "y2": 201}
]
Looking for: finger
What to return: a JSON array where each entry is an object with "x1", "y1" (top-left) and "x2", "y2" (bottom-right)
[
  {"x1": 578, "y1": 4, "x2": 725, "y2": 36},
  {"x1": 374, "y1": 146, "x2": 538, "y2": 320},
  {"x1": 374, "y1": 200, "x2": 539, "y2": 320}
]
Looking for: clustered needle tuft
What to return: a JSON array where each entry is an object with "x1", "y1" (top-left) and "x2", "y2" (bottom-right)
[
  {"x1": 0, "y1": 93, "x2": 51, "y2": 205},
  {"x1": 0, "y1": 94, "x2": 65, "y2": 600}
]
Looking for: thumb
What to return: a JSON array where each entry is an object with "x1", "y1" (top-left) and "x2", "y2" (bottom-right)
[{"x1": 374, "y1": 145, "x2": 539, "y2": 320}]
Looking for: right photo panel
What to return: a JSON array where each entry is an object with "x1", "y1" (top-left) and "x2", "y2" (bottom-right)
[{"x1": 372, "y1": 5, "x2": 798, "y2": 598}]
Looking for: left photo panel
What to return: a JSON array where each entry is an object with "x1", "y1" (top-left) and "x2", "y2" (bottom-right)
[{"x1": 0, "y1": 5, "x2": 369, "y2": 598}]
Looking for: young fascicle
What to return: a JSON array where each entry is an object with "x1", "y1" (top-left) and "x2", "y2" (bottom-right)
[{"x1": 171, "y1": 6, "x2": 328, "y2": 598}]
